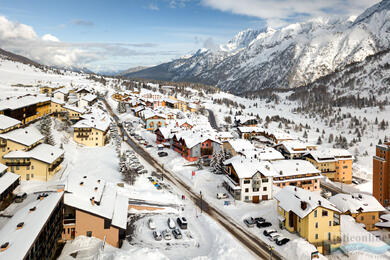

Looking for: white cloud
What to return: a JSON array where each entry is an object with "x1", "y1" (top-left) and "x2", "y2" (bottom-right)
[
  {"x1": 0, "y1": 15, "x2": 175, "y2": 70},
  {"x1": 201, "y1": 0, "x2": 380, "y2": 27},
  {"x1": 146, "y1": 3, "x2": 160, "y2": 11}
]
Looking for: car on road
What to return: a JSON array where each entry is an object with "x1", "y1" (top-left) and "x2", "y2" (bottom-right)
[
  {"x1": 162, "y1": 229, "x2": 171, "y2": 240},
  {"x1": 146, "y1": 144, "x2": 153, "y2": 148},
  {"x1": 158, "y1": 152, "x2": 168, "y2": 157},
  {"x1": 148, "y1": 219, "x2": 156, "y2": 230},
  {"x1": 139, "y1": 169, "x2": 148, "y2": 174},
  {"x1": 153, "y1": 231, "x2": 162, "y2": 241},
  {"x1": 254, "y1": 217, "x2": 266, "y2": 223},
  {"x1": 268, "y1": 232, "x2": 281, "y2": 241},
  {"x1": 177, "y1": 217, "x2": 188, "y2": 229},
  {"x1": 216, "y1": 193, "x2": 228, "y2": 199},
  {"x1": 257, "y1": 221, "x2": 272, "y2": 228},
  {"x1": 275, "y1": 236, "x2": 290, "y2": 246},
  {"x1": 172, "y1": 229, "x2": 182, "y2": 239},
  {"x1": 15, "y1": 192, "x2": 27, "y2": 203},
  {"x1": 263, "y1": 229, "x2": 277, "y2": 236},
  {"x1": 243, "y1": 217, "x2": 256, "y2": 228},
  {"x1": 168, "y1": 218, "x2": 176, "y2": 229}
]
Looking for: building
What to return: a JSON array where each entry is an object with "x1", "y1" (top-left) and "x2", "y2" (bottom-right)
[
  {"x1": 53, "y1": 88, "x2": 69, "y2": 102},
  {"x1": 275, "y1": 186, "x2": 341, "y2": 255},
  {"x1": 50, "y1": 98, "x2": 67, "y2": 118},
  {"x1": 373, "y1": 142, "x2": 390, "y2": 207},
  {"x1": 223, "y1": 157, "x2": 273, "y2": 203},
  {"x1": 261, "y1": 129, "x2": 297, "y2": 144},
  {"x1": 215, "y1": 132, "x2": 234, "y2": 142},
  {"x1": 237, "y1": 126, "x2": 264, "y2": 140},
  {"x1": 63, "y1": 105, "x2": 85, "y2": 122},
  {"x1": 234, "y1": 116, "x2": 258, "y2": 127},
  {"x1": 155, "y1": 128, "x2": 172, "y2": 145},
  {"x1": 0, "y1": 95, "x2": 51, "y2": 124},
  {"x1": 304, "y1": 149, "x2": 353, "y2": 184},
  {"x1": 0, "y1": 191, "x2": 64, "y2": 260},
  {"x1": 0, "y1": 115, "x2": 21, "y2": 134},
  {"x1": 78, "y1": 94, "x2": 97, "y2": 108},
  {"x1": 3, "y1": 143, "x2": 64, "y2": 181},
  {"x1": 238, "y1": 147, "x2": 285, "y2": 162},
  {"x1": 329, "y1": 193, "x2": 385, "y2": 231},
  {"x1": 0, "y1": 126, "x2": 44, "y2": 163},
  {"x1": 142, "y1": 110, "x2": 167, "y2": 132},
  {"x1": 75, "y1": 87, "x2": 93, "y2": 99},
  {"x1": 271, "y1": 160, "x2": 322, "y2": 191},
  {"x1": 0, "y1": 163, "x2": 20, "y2": 207},
  {"x1": 40, "y1": 85, "x2": 64, "y2": 95},
  {"x1": 223, "y1": 139, "x2": 255, "y2": 157},
  {"x1": 63, "y1": 174, "x2": 128, "y2": 248},
  {"x1": 274, "y1": 140, "x2": 317, "y2": 159},
  {"x1": 72, "y1": 116, "x2": 110, "y2": 147}
]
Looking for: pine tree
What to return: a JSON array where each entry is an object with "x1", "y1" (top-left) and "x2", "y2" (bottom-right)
[
  {"x1": 303, "y1": 130, "x2": 308, "y2": 138},
  {"x1": 317, "y1": 136, "x2": 322, "y2": 145},
  {"x1": 328, "y1": 133, "x2": 334, "y2": 143},
  {"x1": 39, "y1": 116, "x2": 55, "y2": 146}
]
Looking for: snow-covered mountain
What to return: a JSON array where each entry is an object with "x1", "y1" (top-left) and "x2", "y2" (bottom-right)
[{"x1": 124, "y1": 0, "x2": 390, "y2": 94}]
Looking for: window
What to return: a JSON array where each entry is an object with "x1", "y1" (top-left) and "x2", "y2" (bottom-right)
[
  {"x1": 263, "y1": 187, "x2": 267, "y2": 191},
  {"x1": 104, "y1": 219, "x2": 111, "y2": 229},
  {"x1": 329, "y1": 221, "x2": 332, "y2": 226},
  {"x1": 245, "y1": 188, "x2": 249, "y2": 192},
  {"x1": 244, "y1": 196, "x2": 249, "y2": 201},
  {"x1": 86, "y1": 231, "x2": 92, "y2": 237},
  {"x1": 315, "y1": 222, "x2": 318, "y2": 228},
  {"x1": 334, "y1": 213, "x2": 340, "y2": 225},
  {"x1": 253, "y1": 188, "x2": 259, "y2": 192},
  {"x1": 315, "y1": 234, "x2": 318, "y2": 240},
  {"x1": 314, "y1": 210, "x2": 317, "y2": 218},
  {"x1": 243, "y1": 180, "x2": 250, "y2": 184},
  {"x1": 328, "y1": 232, "x2": 331, "y2": 240},
  {"x1": 360, "y1": 216, "x2": 364, "y2": 221},
  {"x1": 372, "y1": 215, "x2": 375, "y2": 220},
  {"x1": 322, "y1": 210, "x2": 328, "y2": 217}
]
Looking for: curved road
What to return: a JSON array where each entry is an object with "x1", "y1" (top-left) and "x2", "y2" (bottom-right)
[
  {"x1": 206, "y1": 109, "x2": 220, "y2": 131},
  {"x1": 103, "y1": 98, "x2": 283, "y2": 260}
]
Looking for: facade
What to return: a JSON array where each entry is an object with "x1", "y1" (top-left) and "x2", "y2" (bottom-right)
[
  {"x1": 0, "y1": 115, "x2": 21, "y2": 134},
  {"x1": 50, "y1": 99, "x2": 67, "y2": 118},
  {"x1": 155, "y1": 128, "x2": 172, "y2": 144},
  {"x1": 373, "y1": 142, "x2": 390, "y2": 207},
  {"x1": 223, "y1": 139, "x2": 255, "y2": 157},
  {"x1": 305, "y1": 149, "x2": 353, "y2": 184},
  {"x1": 72, "y1": 117, "x2": 110, "y2": 147},
  {"x1": 271, "y1": 160, "x2": 322, "y2": 191},
  {"x1": 78, "y1": 94, "x2": 97, "y2": 108},
  {"x1": 275, "y1": 187, "x2": 341, "y2": 255},
  {"x1": 63, "y1": 105, "x2": 84, "y2": 122},
  {"x1": 237, "y1": 127, "x2": 264, "y2": 140},
  {"x1": 40, "y1": 85, "x2": 64, "y2": 95},
  {"x1": 234, "y1": 116, "x2": 258, "y2": 127},
  {"x1": 275, "y1": 141, "x2": 317, "y2": 159},
  {"x1": 3, "y1": 143, "x2": 64, "y2": 181},
  {"x1": 145, "y1": 115, "x2": 167, "y2": 132},
  {"x1": 0, "y1": 163, "x2": 20, "y2": 207},
  {"x1": 0, "y1": 191, "x2": 64, "y2": 260},
  {"x1": 223, "y1": 158, "x2": 273, "y2": 203},
  {"x1": 63, "y1": 174, "x2": 128, "y2": 248},
  {"x1": 329, "y1": 193, "x2": 385, "y2": 231},
  {"x1": 53, "y1": 89, "x2": 69, "y2": 102}
]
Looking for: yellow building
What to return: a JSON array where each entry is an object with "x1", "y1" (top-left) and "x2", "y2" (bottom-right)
[
  {"x1": 275, "y1": 186, "x2": 341, "y2": 255},
  {"x1": 329, "y1": 193, "x2": 385, "y2": 231},
  {"x1": 0, "y1": 126, "x2": 44, "y2": 164},
  {"x1": 40, "y1": 85, "x2": 64, "y2": 95},
  {"x1": 304, "y1": 149, "x2": 353, "y2": 184},
  {"x1": 0, "y1": 115, "x2": 22, "y2": 134},
  {"x1": 3, "y1": 143, "x2": 64, "y2": 181},
  {"x1": 72, "y1": 116, "x2": 110, "y2": 147},
  {"x1": 63, "y1": 105, "x2": 85, "y2": 122},
  {"x1": 50, "y1": 98, "x2": 67, "y2": 117}
]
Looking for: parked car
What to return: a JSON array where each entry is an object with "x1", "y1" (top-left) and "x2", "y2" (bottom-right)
[
  {"x1": 162, "y1": 229, "x2": 172, "y2": 240},
  {"x1": 153, "y1": 231, "x2": 162, "y2": 241},
  {"x1": 168, "y1": 218, "x2": 176, "y2": 229},
  {"x1": 263, "y1": 229, "x2": 277, "y2": 236},
  {"x1": 139, "y1": 169, "x2": 148, "y2": 174},
  {"x1": 216, "y1": 193, "x2": 228, "y2": 199},
  {"x1": 275, "y1": 236, "x2": 290, "y2": 246},
  {"x1": 146, "y1": 144, "x2": 153, "y2": 148},
  {"x1": 147, "y1": 177, "x2": 153, "y2": 181},
  {"x1": 172, "y1": 229, "x2": 183, "y2": 239},
  {"x1": 268, "y1": 232, "x2": 281, "y2": 241},
  {"x1": 254, "y1": 217, "x2": 266, "y2": 223},
  {"x1": 158, "y1": 152, "x2": 168, "y2": 157},
  {"x1": 148, "y1": 219, "x2": 156, "y2": 230},
  {"x1": 243, "y1": 217, "x2": 256, "y2": 228},
  {"x1": 177, "y1": 217, "x2": 188, "y2": 229},
  {"x1": 15, "y1": 192, "x2": 27, "y2": 203},
  {"x1": 257, "y1": 221, "x2": 272, "y2": 228},
  {"x1": 156, "y1": 185, "x2": 162, "y2": 190}
]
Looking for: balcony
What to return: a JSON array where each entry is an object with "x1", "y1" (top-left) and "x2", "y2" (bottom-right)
[
  {"x1": 76, "y1": 134, "x2": 90, "y2": 138},
  {"x1": 49, "y1": 157, "x2": 64, "y2": 172},
  {"x1": 0, "y1": 142, "x2": 6, "y2": 148},
  {"x1": 63, "y1": 218, "x2": 75, "y2": 225},
  {"x1": 6, "y1": 161, "x2": 31, "y2": 166},
  {"x1": 74, "y1": 128, "x2": 92, "y2": 133}
]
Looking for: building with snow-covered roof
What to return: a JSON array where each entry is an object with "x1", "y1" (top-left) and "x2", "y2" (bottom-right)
[
  {"x1": 0, "y1": 191, "x2": 64, "y2": 260},
  {"x1": 260, "y1": 128, "x2": 297, "y2": 144},
  {"x1": 141, "y1": 109, "x2": 167, "y2": 131},
  {"x1": 0, "y1": 115, "x2": 21, "y2": 134},
  {"x1": 223, "y1": 139, "x2": 255, "y2": 157},
  {"x1": 0, "y1": 163, "x2": 19, "y2": 206},
  {"x1": 234, "y1": 116, "x2": 258, "y2": 127},
  {"x1": 53, "y1": 88, "x2": 70, "y2": 102},
  {"x1": 78, "y1": 94, "x2": 97, "y2": 108},
  {"x1": 75, "y1": 87, "x2": 93, "y2": 99},
  {"x1": 0, "y1": 125, "x2": 44, "y2": 164},
  {"x1": 329, "y1": 193, "x2": 385, "y2": 230},
  {"x1": 304, "y1": 148, "x2": 353, "y2": 184},
  {"x1": 215, "y1": 131, "x2": 234, "y2": 142},
  {"x1": 72, "y1": 113, "x2": 110, "y2": 147},
  {"x1": 62, "y1": 173, "x2": 128, "y2": 248},
  {"x1": 271, "y1": 160, "x2": 322, "y2": 191},
  {"x1": 0, "y1": 95, "x2": 51, "y2": 125},
  {"x1": 274, "y1": 186, "x2": 341, "y2": 255},
  {"x1": 238, "y1": 147, "x2": 284, "y2": 161},
  {"x1": 223, "y1": 157, "x2": 273, "y2": 203},
  {"x1": 274, "y1": 140, "x2": 317, "y2": 159},
  {"x1": 63, "y1": 104, "x2": 85, "y2": 121},
  {"x1": 3, "y1": 143, "x2": 64, "y2": 181},
  {"x1": 237, "y1": 126, "x2": 264, "y2": 140},
  {"x1": 39, "y1": 85, "x2": 64, "y2": 95}
]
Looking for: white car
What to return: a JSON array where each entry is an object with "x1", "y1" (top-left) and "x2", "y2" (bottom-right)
[
  {"x1": 268, "y1": 232, "x2": 281, "y2": 241},
  {"x1": 217, "y1": 193, "x2": 228, "y2": 199},
  {"x1": 162, "y1": 229, "x2": 172, "y2": 240},
  {"x1": 168, "y1": 218, "x2": 176, "y2": 229},
  {"x1": 148, "y1": 219, "x2": 156, "y2": 230}
]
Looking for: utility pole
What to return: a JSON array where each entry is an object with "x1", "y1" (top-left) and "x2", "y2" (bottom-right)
[
  {"x1": 268, "y1": 245, "x2": 274, "y2": 260},
  {"x1": 200, "y1": 191, "x2": 203, "y2": 214}
]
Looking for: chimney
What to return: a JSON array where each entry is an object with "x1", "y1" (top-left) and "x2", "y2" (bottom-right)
[
  {"x1": 90, "y1": 197, "x2": 95, "y2": 205},
  {"x1": 300, "y1": 201, "x2": 307, "y2": 210},
  {"x1": 16, "y1": 222, "x2": 24, "y2": 230},
  {"x1": 0, "y1": 242, "x2": 9, "y2": 252},
  {"x1": 29, "y1": 207, "x2": 36, "y2": 212},
  {"x1": 318, "y1": 200, "x2": 322, "y2": 206},
  {"x1": 97, "y1": 179, "x2": 101, "y2": 184},
  {"x1": 80, "y1": 182, "x2": 84, "y2": 186},
  {"x1": 94, "y1": 187, "x2": 98, "y2": 191}
]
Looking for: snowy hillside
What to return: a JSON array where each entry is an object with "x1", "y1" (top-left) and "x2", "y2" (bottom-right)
[{"x1": 125, "y1": 0, "x2": 390, "y2": 94}]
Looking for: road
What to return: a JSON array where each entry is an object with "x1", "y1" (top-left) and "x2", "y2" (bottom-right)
[
  {"x1": 206, "y1": 109, "x2": 220, "y2": 131},
  {"x1": 102, "y1": 98, "x2": 283, "y2": 260}
]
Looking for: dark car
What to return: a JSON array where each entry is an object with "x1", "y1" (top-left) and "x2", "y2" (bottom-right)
[
  {"x1": 275, "y1": 236, "x2": 290, "y2": 246},
  {"x1": 177, "y1": 217, "x2": 188, "y2": 229},
  {"x1": 243, "y1": 217, "x2": 256, "y2": 228},
  {"x1": 257, "y1": 221, "x2": 272, "y2": 228},
  {"x1": 254, "y1": 217, "x2": 266, "y2": 223},
  {"x1": 263, "y1": 229, "x2": 277, "y2": 236},
  {"x1": 172, "y1": 229, "x2": 182, "y2": 239},
  {"x1": 15, "y1": 192, "x2": 27, "y2": 203},
  {"x1": 158, "y1": 152, "x2": 168, "y2": 157}
]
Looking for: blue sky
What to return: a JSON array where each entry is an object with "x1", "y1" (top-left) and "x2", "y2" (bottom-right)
[{"x1": 0, "y1": 0, "x2": 380, "y2": 72}]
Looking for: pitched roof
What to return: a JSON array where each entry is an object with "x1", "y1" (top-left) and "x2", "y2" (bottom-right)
[
  {"x1": 4, "y1": 143, "x2": 64, "y2": 164},
  {"x1": 271, "y1": 159, "x2": 321, "y2": 177},
  {"x1": 274, "y1": 186, "x2": 340, "y2": 218},
  {"x1": 224, "y1": 156, "x2": 276, "y2": 178},
  {"x1": 308, "y1": 148, "x2": 353, "y2": 162},
  {"x1": 329, "y1": 193, "x2": 385, "y2": 213},
  {"x1": 227, "y1": 139, "x2": 255, "y2": 153},
  {"x1": 0, "y1": 126, "x2": 44, "y2": 146},
  {"x1": 0, "y1": 95, "x2": 50, "y2": 111},
  {"x1": 0, "y1": 115, "x2": 21, "y2": 131},
  {"x1": 0, "y1": 171, "x2": 19, "y2": 195}
]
